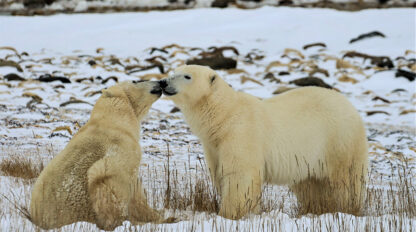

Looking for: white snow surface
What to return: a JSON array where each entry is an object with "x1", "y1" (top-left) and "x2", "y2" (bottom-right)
[
  {"x1": 0, "y1": 6, "x2": 415, "y2": 232},
  {"x1": 1, "y1": 7, "x2": 415, "y2": 56}
]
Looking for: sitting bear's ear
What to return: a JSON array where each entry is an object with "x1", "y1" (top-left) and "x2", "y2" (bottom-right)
[
  {"x1": 101, "y1": 89, "x2": 113, "y2": 98},
  {"x1": 210, "y1": 75, "x2": 216, "y2": 85}
]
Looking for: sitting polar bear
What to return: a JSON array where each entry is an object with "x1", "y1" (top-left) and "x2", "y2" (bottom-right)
[
  {"x1": 30, "y1": 81, "x2": 163, "y2": 230},
  {"x1": 159, "y1": 65, "x2": 368, "y2": 219}
]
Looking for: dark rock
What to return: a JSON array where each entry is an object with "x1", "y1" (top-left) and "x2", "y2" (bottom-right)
[
  {"x1": 60, "y1": 99, "x2": 93, "y2": 107},
  {"x1": 170, "y1": 107, "x2": 181, "y2": 113},
  {"x1": 4, "y1": 73, "x2": 25, "y2": 81},
  {"x1": 279, "y1": 0, "x2": 293, "y2": 5},
  {"x1": 372, "y1": 96, "x2": 391, "y2": 103},
  {"x1": 38, "y1": 74, "x2": 71, "y2": 83},
  {"x1": 23, "y1": 0, "x2": 54, "y2": 8},
  {"x1": 186, "y1": 56, "x2": 237, "y2": 70},
  {"x1": 75, "y1": 77, "x2": 94, "y2": 83},
  {"x1": 303, "y1": 42, "x2": 326, "y2": 50},
  {"x1": 349, "y1": 31, "x2": 385, "y2": 44},
  {"x1": 245, "y1": 52, "x2": 264, "y2": 62},
  {"x1": 263, "y1": 73, "x2": 280, "y2": 83},
  {"x1": 289, "y1": 77, "x2": 332, "y2": 89},
  {"x1": 149, "y1": 47, "x2": 168, "y2": 55},
  {"x1": 88, "y1": 60, "x2": 97, "y2": 66},
  {"x1": 366, "y1": 111, "x2": 390, "y2": 116},
  {"x1": 278, "y1": 71, "x2": 290, "y2": 76},
  {"x1": 378, "y1": 0, "x2": 389, "y2": 4},
  {"x1": 101, "y1": 76, "x2": 118, "y2": 84},
  {"x1": 23, "y1": 0, "x2": 45, "y2": 8},
  {"x1": 391, "y1": 88, "x2": 407, "y2": 93},
  {"x1": 375, "y1": 57, "x2": 394, "y2": 69},
  {"x1": 211, "y1": 0, "x2": 235, "y2": 8},
  {"x1": 54, "y1": 85, "x2": 65, "y2": 89},
  {"x1": 395, "y1": 69, "x2": 415, "y2": 81},
  {"x1": 343, "y1": 51, "x2": 394, "y2": 69},
  {"x1": 205, "y1": 46, "x2": 239, "y2": 56},
  {"x1": 127, "y1": 64, "x2": 164, "y2": 75},
  {"x1": 309, "y1": 67, "x2": 329, "y2": 77},
  {"x1": 146, "y1": 56, "x2": 167, "y2": 62}
]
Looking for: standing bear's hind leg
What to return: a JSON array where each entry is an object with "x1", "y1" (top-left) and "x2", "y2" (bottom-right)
[
  {"x1": 327, "y1": 135, "x2": 368, "y2": 216},
  {"x1": 290, "y1": 178, "x2": 336, "y2": 215},
  {"x1": 329, "y1": 161, "x2": 367, "y2": 216}
]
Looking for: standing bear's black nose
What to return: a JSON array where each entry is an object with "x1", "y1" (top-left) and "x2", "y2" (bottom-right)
[{"x1": 159, "y1": 80, "x2": 168, "y2": 89}]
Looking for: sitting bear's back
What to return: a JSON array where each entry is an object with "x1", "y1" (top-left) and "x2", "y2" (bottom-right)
[{"x1": 30, "y1": 136, "x2": 105, "y2": 228}]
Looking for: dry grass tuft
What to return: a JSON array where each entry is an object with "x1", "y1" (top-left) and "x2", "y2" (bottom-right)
[
  {"x1": 162, "y1": 144, "x2": 219, "y2": 213},
  {"x1": 0, "y1": 156, "x2": 44, "y2": 179},
  {"x1": 0, "y1": 143, "x2": 414, "y2": 231},
  {"x1": 1, "y1": 190, "x2": 32, "y2": 223}
]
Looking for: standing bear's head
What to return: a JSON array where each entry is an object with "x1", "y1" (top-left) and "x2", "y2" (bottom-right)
[
  {"x1": 159, "y1": 65, "x2": 229, "y2": 108},
  {"x1": 95, "y1": 80, "x2": 162, "y2": 120}
]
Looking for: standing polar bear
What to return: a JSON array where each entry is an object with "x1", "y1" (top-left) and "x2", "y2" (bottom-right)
[
  {"x1": 159, "y1": 65, "x2": 368, "y2": 219},
  {"x1": 31, "y1": 81, "x2": 162, "y2": 230}
]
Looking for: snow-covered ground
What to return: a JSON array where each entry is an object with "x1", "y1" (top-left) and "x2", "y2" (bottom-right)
[{"x1": 0, "y1": 6, "x2": 415, "y2": 231}]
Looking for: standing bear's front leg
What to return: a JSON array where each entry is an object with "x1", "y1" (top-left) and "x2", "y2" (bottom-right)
[{"x1": 216, "y1": 151, "x2": 263, "y2": 220}]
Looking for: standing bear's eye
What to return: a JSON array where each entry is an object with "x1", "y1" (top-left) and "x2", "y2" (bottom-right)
[{"x1": 184, "y1": 75, "x2": 191, "y2": 80}]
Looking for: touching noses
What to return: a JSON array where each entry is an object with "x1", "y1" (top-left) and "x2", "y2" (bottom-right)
[{"x1": 159, "y1": 80, "x2": 168, "y2": 89}]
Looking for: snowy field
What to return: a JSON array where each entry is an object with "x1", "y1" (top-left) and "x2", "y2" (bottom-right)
[{"x1": 0, "y1": 6, "x2": 415, "y2": 231}]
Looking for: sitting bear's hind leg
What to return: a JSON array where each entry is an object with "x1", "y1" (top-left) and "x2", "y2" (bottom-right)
[{"x1": 87, "y1": 157, "x2": 129, "y2": 230}]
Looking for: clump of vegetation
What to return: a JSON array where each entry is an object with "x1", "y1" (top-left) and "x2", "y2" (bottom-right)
[
  {"x1": 161, "y1": 144, "x2": 219, "y2": 213},
  {"x1": 0, "y1": 145, "x2": 414, "y2": 231},
  {"x1": 0, "y1": 156, "x2": 44, "y2": 179}
]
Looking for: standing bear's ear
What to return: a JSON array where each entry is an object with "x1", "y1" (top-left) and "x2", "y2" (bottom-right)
[{"x1": 210, "y1": 75, "x2": 216, "y2": 85}]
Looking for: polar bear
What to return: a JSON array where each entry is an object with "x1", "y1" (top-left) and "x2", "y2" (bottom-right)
[
  {"x1": 30, "y1": 81, "x2": 163, "y2": 230},
  {"x1": 159, "y1": 65, "x2": 368, "y2": 219}
]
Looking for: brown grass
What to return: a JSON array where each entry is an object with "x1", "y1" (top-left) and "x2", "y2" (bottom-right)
[
  {"x1": 162, "y1": 143, "x2": 219, "y2": 213},
  {"x1": 1, "y1": 191, "x2": 32, "y2": 222},
  {"x1": 151, "y1": 144, "x2": 416, "y2": 221},
  {"x1": 0, "y1": 156, "x2": 44, "y2": 179},
  {"x1": 0, "y1": 145, "x2": 414, "y2": 231}
]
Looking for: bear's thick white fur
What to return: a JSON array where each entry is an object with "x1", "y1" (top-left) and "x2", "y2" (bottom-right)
[
  {"x1": 161, "y1": 65, "x2": 368, "y2": 219},
  {"x1": 30, "y1": 81, "x2": 162, "y2": 230}
]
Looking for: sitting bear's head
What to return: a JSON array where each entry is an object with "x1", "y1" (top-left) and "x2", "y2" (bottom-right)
[
  {"x1": 100, "y1": 81, "x2": 161, "y2": 119},
  {"x1": 159, "y1": 65, "x2": 225, "y2": 107}
]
